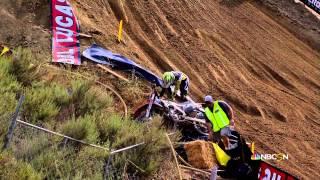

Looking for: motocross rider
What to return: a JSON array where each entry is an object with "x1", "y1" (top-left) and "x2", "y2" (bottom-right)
[{"x1": 160, "y1": 71, "x2": 189, "y2": 101}]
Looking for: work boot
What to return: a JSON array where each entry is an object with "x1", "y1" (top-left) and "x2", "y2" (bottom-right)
[{"x1": 181, "y1": 95, "x2": 187, "y2": 101}]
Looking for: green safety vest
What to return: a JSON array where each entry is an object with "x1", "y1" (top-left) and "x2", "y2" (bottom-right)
[{"x1": 205, "y1": 101, "x2": 230, "y2": 132}]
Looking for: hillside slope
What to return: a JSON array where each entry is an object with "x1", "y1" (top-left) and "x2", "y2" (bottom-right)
[{"x1": 1, "y1": 0, "x2": 319, "y2": 178}]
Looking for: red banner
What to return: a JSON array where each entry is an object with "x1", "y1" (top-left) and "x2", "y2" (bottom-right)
[
  {"x1": 51, "y1": 0, "x2": 80, "y2": 65},
  {"x1": 258, "y1": 161, "x2": 298, "y2": 180}
]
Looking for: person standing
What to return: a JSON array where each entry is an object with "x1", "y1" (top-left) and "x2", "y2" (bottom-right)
[{"x1": 203, "y1": 95, "x2": 235, "y2": 146}]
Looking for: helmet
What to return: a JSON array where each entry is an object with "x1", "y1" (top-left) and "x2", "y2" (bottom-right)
[{"x1": 162, "y1": 72, "x2": 175, "y2": 88}]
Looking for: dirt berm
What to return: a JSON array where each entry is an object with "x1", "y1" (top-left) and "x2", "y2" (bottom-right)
[{"x1": 0, "y1": 0, "x2": 319, "y2": 179}]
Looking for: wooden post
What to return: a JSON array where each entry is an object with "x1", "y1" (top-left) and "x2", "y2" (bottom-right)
[
  {"x1": 97, "y1": 64, "x2": 129, "y2": 82},
  {"x1": 2, "y1": 95, "x2": 25, "y2": 151},
  {"x1": 165, "y1": 133, "x2": 182, "y2": 180}
]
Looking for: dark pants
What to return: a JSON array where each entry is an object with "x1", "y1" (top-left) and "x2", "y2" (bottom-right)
[
  {"x1": 180, "y1": 79, "x2": 189, "y2": 97},
  {"x1": 161, "y1": 79, "x2": 189, "y2": 99}
]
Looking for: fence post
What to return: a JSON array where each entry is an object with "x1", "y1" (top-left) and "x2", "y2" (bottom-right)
[
  {"x1": 103, "y1": 154, "x2": 113, "y2": 180},
  {"x1": 2, "y1": 95, "x2": 25, "y2": 151},
  {"x1": 104, "y1": 140, "x2": 114, "y2": 180}
]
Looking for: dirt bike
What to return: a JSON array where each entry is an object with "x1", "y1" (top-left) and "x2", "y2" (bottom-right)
[{"x1": 133, "y1": 87, "x2": 209, "y2": 140}]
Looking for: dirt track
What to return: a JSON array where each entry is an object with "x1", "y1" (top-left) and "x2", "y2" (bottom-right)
[{"x1": 1, "y1": 0, "x2": 319, "y2": 178}]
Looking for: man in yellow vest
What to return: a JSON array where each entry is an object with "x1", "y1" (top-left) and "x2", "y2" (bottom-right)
[{"x1": 203, "y1": 95, "x2": 235, "y2": 144}]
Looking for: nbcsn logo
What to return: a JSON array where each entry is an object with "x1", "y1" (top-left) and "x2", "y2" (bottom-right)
[{"x1": 250, "y1": 142, "x2": 289, "y2": 161}]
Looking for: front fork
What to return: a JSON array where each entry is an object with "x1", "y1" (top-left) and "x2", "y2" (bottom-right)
[{"x1": 145, "y1": 93, "x2": 156, "y2": 118}]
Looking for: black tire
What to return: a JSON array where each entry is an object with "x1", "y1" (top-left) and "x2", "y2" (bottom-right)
[
  {"x1": 134, "y1": 107, "x2": 149, "y2": 122},
  {"x1": 133, "y1": 105, "x2": 164, "y2": 122},
  {"x1": 193, "y1": 122, "x2": 209, "y2": 136}
]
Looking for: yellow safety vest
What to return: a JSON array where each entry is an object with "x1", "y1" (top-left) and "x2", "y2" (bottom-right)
[{"x1": 205, "y1": 101, "x2": 230, "y2": 132}]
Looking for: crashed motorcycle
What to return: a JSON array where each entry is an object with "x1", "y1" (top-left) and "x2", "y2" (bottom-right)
[{"x1": 133, "y1": 88, "x2": 209, "y2": 140}]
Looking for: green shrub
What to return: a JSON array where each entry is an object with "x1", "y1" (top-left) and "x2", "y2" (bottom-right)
[
  {"x1": 96, "y1": 115, "x2": 178, "y2": 177},
  {"x1": 118, "y1": 117, "x2": 174, "y2": 175},
  {"x1": 30, "y1": 145, "x2": 107, "y2": 179},
  {"x1": 10, "y1": 47, "x2": 39, "y2": 86},
  {"x1": 0, "y1": 57, "x2": 22, "y2": 94},
  {"x1": 30, "y1": 146, "x2": 75, "y2": 179},
  {"x1": 62, "y1": 115, "x2": 99, "y2": 143},
  {"x1": 112, "y1": 118, "x2": 145, "y2": 148},
  {"x1": 0, "y1": 75, "x2": 21, "y2": 94},
  {"x1": 96, "y1": 114, "x2": 123, "y2": 143},
  {"x1": 71, "y1": 80, "x2": 113, "y2": 117},
  {"x1": 0, "y1": 92, "x2": 17, "y2": 138},
  {"x1": 0, "y1": 152, "x2": 41, "y2": 180},
  {"x1": 72, "y1": 146, "x2": 108, "y2": 179},
  {"x1": 23, "y1": 86, "x2": 60, "y2": 123},
  {"x1": 13, "y1": 133, "x2": 51, "y2": 161},
  {"x1": 22, "y1": 83, "x2": 72, "y2": 123}
]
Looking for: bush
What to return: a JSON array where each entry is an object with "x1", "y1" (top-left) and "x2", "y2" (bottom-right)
[
  {"x1": 0, "y1": 57, "x2": 19, "y2": 140},
  {"x1": 13, "y1": 133, "x2": 51, "y2": 161},
  {"x1": 96, "y1": 113, "x2": 123, "y2": 143},
  {"x1": 0, "y1": 92, "x2": 17, "y2": 138},
  {"x1": 0, "y1": 57, "x2": 22, "y2": 94},
  {"x1": 0, "y1": 152, "x2": 41, "y2": 180},
  {"x1": 30, "y1": 146, "x2": 75, "y2": 179},
  {"x1": 116, "y1": 117, "x2": 174, "y2": 175},
  {"x1": 71, "y1": 80, "x2": 113, "y2": 117},
  {"x1": 96, "y1": 115, "x2": 179, "y2": 177},
  {"x1": 72, "y1": 146, "x2": 108, "y2": 179},
  {"x1": 23, "y1": 86, "x2": 61, "y2": 123},
  {"x1": 10, "y1": 47, "x2": 39, "y2": 86},
  {"x1": 96, "y1": 113, "x2": 144, "y2": 147},
  {"x1": 29, "y1": 145, "x2": 107, "y2": 179},
  {"x1": 62, "y1": 114, "x2": 99, "y2": 143}
]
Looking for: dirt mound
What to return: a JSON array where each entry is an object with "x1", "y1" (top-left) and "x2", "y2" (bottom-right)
[
  {"x1": 255, "y1": 0, "x2": 320, "y2": 51},
  {"x1": 1, "y1": 0, "x2": 319, "y2": 178},
  {"x1": 0, "y1": 0, "x2": 50, "y2": 56}
]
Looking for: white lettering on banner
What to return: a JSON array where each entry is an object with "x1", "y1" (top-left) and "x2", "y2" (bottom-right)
[
  {"x1": 262, "y1": 168, "x2": 282, "y2": 180},
  {"x1": 56, "y1": 27, "x2": 74, "y2": 43},
  {"x1": 308, "y1": 0, "x2": 320, "y2": 8},
  {"x1": 55, "y1": 5, "x2": 73, "y2": 17},
  {"x1": 55, "y1": 16, "x2": 74, "y2": 27},
  {"x1": 57, "y1": 49, "x2": 75, "y2": 62}
]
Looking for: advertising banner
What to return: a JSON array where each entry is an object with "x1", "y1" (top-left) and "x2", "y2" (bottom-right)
[
  {"x1": 258, "y1": 161, "x2": 298, "y2": 180},
  {"x1": 51, "y1": 0, "x2": 80, "y2": 65},
  {"x1": 301, "y1": 0, "x2": 320, "y2": 14}
]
